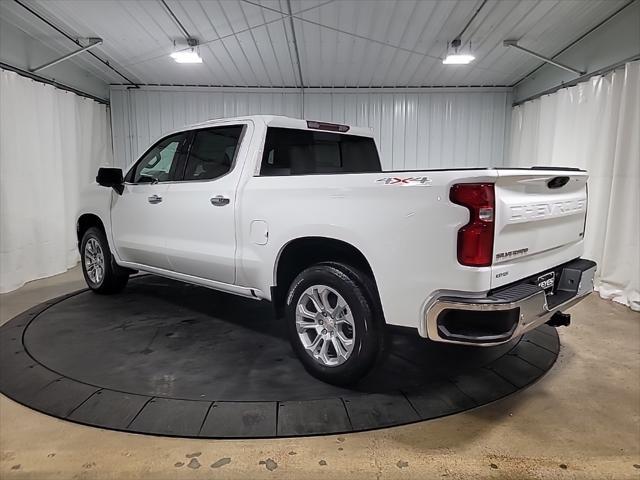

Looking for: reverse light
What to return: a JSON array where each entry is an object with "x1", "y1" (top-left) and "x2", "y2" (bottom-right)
[{"x1": 450, "y1": 183, "x2": 495, "y2": 267}]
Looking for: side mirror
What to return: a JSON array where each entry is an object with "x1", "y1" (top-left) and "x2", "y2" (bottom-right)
[{"x1": 96, "y1": 167, "x2": 124, "y2": 195}]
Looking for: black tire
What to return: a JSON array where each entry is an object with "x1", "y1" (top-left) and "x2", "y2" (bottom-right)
[
  {"x1": 285, "y1": 262, "x2": 385, "y2": 385},
  {"x1": 80, "y1": 227, "x2": 129, "y2": 294}
]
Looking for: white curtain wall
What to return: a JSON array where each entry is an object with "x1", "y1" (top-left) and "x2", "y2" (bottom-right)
[
  {"x1": 510, "y1": 61, "x2": 640, "y2": 311},
  {"x1": 0, "y1": 70, "x2": 113, "y2": 293},
  {"x1": 110, "y1": 87, "x2": 511, "y2": 171}
]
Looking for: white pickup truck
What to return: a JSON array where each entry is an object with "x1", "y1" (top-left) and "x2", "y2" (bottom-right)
[{"x1": 77, "y1": 115, "x2": 596, "y2": 384}]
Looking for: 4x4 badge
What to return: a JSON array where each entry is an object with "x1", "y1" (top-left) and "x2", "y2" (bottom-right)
[{"x1": 376, "y1": 176, "x2": 432, "y2": 186}]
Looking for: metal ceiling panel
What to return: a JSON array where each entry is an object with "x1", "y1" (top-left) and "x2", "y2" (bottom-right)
[{"x1": 1, "y1": 0, "x2": 630, "y2": 87}]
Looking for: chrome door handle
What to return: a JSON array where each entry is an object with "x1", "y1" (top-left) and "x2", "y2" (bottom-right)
[
  {"x1": 210, "y1": 195, "x2": 230, "y2": 206},
  {"x1": 148, "y1": 194, "x2": 163, "y2": 204}
]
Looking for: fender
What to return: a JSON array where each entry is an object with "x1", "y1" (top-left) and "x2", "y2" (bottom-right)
[
  {"x1": 76, "y1": 184, "x2": 120, "y2": 260},
  {"x1": 271, "y1": 225, "x2": 376, "y2": 287}
]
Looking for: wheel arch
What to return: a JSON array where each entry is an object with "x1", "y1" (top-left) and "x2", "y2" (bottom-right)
[
  {"x1": 271, "y1": 236, "x2": 381, "y2": 315},
  {"x1": 76, "y1": 213, "x2": 106, "y2": 250}
]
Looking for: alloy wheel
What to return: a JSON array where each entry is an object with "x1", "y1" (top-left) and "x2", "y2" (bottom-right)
[
  {"x1": 295, "y1": 284, "x2": 355, "y2": 367},
  {"x1": 84, "y1": 238, "x2": 105, "y2": 285}
]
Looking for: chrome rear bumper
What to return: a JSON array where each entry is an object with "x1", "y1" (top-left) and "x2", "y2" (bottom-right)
[{"x1": 425, "y1": 259, "x2": 596, "y2": 346}]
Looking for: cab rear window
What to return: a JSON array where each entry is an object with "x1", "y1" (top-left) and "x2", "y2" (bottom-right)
[{"x1": 260, "y1": 127, "x2": 381, "y2": 176}]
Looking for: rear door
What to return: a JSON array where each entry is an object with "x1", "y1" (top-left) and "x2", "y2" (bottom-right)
[
  {"x1": 162, "y1": 123, "x2": 248, "y2": 284},
  {"x1": 491, "y1": 169, "x2": 588, "y2": 288}
]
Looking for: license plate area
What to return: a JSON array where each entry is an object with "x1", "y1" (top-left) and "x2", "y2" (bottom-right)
[{"x1": 537, "y1": 271, "x2": 555, "y2": 295}]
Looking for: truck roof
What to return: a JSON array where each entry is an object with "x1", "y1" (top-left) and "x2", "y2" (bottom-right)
[{"x1": 183, "y1": 114, "x2": 375, "y2": 137}]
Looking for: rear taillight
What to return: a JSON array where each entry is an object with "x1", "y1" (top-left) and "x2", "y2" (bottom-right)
[{"x1": 450, "y1": 183, "x2": 495, "y2": 267}]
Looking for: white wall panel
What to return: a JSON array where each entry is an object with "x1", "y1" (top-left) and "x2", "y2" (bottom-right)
[{"x1": 110, "y1": 87, "x2": 511, "y2": 170}]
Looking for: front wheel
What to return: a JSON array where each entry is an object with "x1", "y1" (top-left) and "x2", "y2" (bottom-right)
[
  {"x1": 285, "y1": 262, "x2": 384, "y2": 385},
  {"x1": 80, "y1": 227, "x2": 129, "y2": 294}
]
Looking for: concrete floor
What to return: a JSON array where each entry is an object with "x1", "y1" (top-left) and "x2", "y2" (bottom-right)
[{"x1": 1, "y1": 267, "x2": 638, "y2": 479}]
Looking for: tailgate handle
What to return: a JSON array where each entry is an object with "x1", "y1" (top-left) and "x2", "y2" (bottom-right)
[{"x1": 547, "y1": 176, "x2": 570, "y2": 189}]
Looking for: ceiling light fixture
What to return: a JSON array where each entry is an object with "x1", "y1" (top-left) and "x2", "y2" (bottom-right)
[
  {"x1": 170, "y1": 38, "x2": 202, "y2": 64},
  {"x1": 442, "y1": 39, "x2": 475, "y2": 65}
]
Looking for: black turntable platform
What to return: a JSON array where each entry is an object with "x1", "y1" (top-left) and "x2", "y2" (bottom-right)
[{"x1": 0, "y1": 275, "x2": 560, "y2": 438}]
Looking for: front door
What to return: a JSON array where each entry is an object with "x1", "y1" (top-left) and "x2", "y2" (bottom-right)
[
  {"x1": 111, "y1": 132, "x2": 188, "y2": 270},
  {"x1": 163, "y1": 124, "x2": 247, "y2": 284}
]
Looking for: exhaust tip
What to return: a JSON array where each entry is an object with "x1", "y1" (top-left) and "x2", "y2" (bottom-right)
[{"x1": 547, "y1": 311, "x2": 571, "y2": 327}]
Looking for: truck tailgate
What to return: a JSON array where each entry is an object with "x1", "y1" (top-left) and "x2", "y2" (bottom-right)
[{"x1": 491, "y1": 169, "x2": 588, "y2": 289}]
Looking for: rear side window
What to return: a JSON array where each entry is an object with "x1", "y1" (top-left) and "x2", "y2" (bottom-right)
[
  {"x1": 182, "y1": 126, "x2": 244, "y2": 181},
  {"x1": 260, "y1": 127, "x2": 381, "y2": 176}
]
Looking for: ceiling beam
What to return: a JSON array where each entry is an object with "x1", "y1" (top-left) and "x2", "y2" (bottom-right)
[
  {"x1": 510, "y1": 0, "x2": 636, "y2": 87},
  {"x1": 13, "y1": 0, "x2": 139, "y2": 87},
  {"x1": 285, "y1": 0, "x2": 305, "y2": 116},
  {"x1": 241, "y1": 0, "x2": 443, "y2": 62},
  {"x1": 159, "y1": 0, "x2": 192, "y2": 40},
  {"x1": 504, "y1": 40, "x2": 585, "y2": 76},
  {"x1": 453, "y1": 0, "x2": 488, "y2": 42},
  {"x1": 30, "y1": 38, "x2": 102, "y2": 73}
]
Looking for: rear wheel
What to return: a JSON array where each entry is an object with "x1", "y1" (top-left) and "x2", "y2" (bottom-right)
[
  {"x1": 80, "y1": 227, "x2": 129, "y2": 294},
  {"x1": 285, "y1": 262, "x2": 384, "y2": 385}
]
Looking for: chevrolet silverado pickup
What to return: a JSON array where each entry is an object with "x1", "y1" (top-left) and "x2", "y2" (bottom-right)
[{"x1": 77, "y1": 115, "x2": 596, "y2": 385}]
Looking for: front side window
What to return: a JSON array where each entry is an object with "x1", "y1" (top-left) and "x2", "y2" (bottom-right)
[
  {"x1": 260, "y1": 127, "x2": 381, "y2": 176},
  {"x1": 128, "y1": 133, "x2": 187, "y2": 183},
  {"x1": 182, "y1": 126, "x2": 244, "y2": 181}
]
